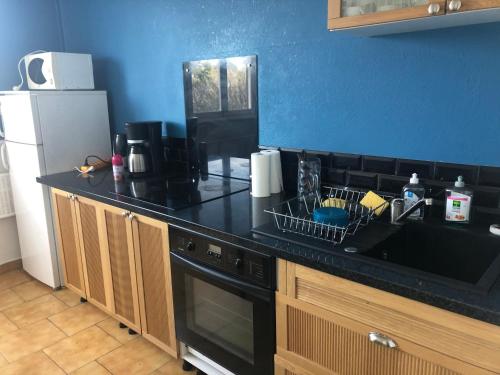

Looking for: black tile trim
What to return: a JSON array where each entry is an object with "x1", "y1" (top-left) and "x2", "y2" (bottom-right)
[{"x1": 259, "y1": 144, "x2": 500, "y2": 209}]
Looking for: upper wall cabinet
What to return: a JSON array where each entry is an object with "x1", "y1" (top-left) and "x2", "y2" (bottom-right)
[{"x1": 328, "y1": 0, "x2": 500, "y2": 35}]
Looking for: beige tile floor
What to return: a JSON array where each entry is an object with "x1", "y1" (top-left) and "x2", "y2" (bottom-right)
[{"x1": 0, "y1": 269, "x2": 195, "y2": 374}]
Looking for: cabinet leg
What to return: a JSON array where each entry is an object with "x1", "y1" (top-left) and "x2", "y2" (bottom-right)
[
  {"x1": 119, "y1": 322, "x2": 127, "y2": 329},
  {"x1": 80, "y1": 297, "x2": 87, "y2": 303},
  {"x1": 182, "y1": 360, "x2": 194, "y2": 371},
  {"x1": 196, "y1": 370, "x2": 207, "y2": 375},
  {"x1": 128, "y1": 328, "x2": 137, "y2": 335}
]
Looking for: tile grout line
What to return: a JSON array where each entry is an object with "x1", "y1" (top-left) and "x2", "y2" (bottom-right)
[
  {"x1": 41, "y1": 350, "x2": 70, "y2": 375},
  {"x1": 44, "y1": 317, "x2": 70, "y2": 338},
  {"x1": 0, "y1": 352, "x2": 7, "y2": 367},
  {"x1": 95, "y1": 354, "x2": 115, "y2": 375},
  {"x1": 52, "y1": 289, "x2": 81, "y2": 307},
  {"x1": 42, "y1": 324, "x2": 120, "y2": 373},
  {"x1": 1, "y1": 303, "x2": 22, "y2": 331},
  {"x1": 10, "y1": 286, "x2": 40, "y2": 303},
  {"x1": 47, "y1": 303, "x2": 109, "y2": 337},
  {"x1": 92, "y1": 326, "x2": 124, "y2": 362}
]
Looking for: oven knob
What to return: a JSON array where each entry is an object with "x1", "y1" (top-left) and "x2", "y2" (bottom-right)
[
  {"x1": 186, "y1": 242, "x2": 195, "y2": 252},
  {"x1": 234, "y1": 258, "x2": 243, "y2": 268}
]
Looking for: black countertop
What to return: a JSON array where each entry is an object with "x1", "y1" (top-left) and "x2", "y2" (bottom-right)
[{"x1": 38, "y1": 169, "x2": 500, "y2": 326}]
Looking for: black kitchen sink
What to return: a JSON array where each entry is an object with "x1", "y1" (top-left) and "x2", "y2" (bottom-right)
[{"x1": 360, "y1": 222, "x2": 500, "y2": 293}]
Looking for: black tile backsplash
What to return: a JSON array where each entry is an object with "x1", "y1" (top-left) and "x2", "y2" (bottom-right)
[
  {"x1": 435, "y1": 163, "x2": 479, "y2": 185},
  {"x1": 332, "y1": 153, "x2": 361, "y2": 170},
  {"x1": 478, "y1": 166, "x2": 500, "y2": 188},
  {"x1": 472, "y1": 186, "x2": 500, "y2": 209},
  {"x1": 279, "y1": 148, "x2": 302, "y2": 165},
  {"x1": 363, "y1": 156, "x2": 396, "y2": 175},
  {"x1": 397, "y1": 159, "x2": 435, "y2": 180},
  {"x1": 259, "y1": 145, "x2": 500, "y2": 210},
  {"x1": 348, "y1": 171, "x2": 378, "y2": 190},
  {"x1": 379, "y1": 175, "x2": 408, "y2": 195},
  {"x1": 325, "y1": 168, "x2": 347, "y2": 186},
  {"x1": 306, "y1": 151, "x2": 332, "y2": 170}
]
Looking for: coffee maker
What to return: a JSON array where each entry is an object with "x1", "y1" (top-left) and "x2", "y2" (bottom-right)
[{"x1": 125, "y1": 122, "x2": 163, "y2": 177}]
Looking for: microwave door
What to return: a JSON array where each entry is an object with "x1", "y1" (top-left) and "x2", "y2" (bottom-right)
[
  {"x1": 170, "y1": 253, "x2": 275, "y2": 375},
  {"x1": 27, "y1": 57, "x2": 49, "y2": 89}
]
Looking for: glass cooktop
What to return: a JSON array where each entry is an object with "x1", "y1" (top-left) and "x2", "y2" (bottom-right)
[{"x1": 113, "y1": 173, "x2": 249, "y2": 211}]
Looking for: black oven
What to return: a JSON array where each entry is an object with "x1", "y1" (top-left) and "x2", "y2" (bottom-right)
[{"x1": 170, "y1": 226, "x2": 275, "y2": 375}]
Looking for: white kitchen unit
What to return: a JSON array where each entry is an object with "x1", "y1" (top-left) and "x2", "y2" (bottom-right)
[{"x1": 0, "y1": 91, "x2": 111, "y2": 288}]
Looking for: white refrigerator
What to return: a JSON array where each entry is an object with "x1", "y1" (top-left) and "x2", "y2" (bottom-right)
[{"x1": 0, "y1": 91, "x2": 111, "y2": 288}]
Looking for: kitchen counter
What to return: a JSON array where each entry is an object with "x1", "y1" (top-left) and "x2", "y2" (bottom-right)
[{"x1": 38, "y1": 169, "x2": 500, "y2": 325}]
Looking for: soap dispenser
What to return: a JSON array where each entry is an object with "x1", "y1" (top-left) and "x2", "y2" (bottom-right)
[
  {"x1": 402, "y1": 173, "x2": 425, "y2": 220},
  {"x1": 445, "y1": 176, "x2": 473, "y2": 224}
]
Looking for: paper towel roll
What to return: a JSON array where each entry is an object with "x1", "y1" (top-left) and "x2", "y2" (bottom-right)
[
  {"x1": 261, "y1": 150, "x2": 283, "y2": 194},
  {"x1": 251, "y1": 152, "x2": 271, "y2": 198}
]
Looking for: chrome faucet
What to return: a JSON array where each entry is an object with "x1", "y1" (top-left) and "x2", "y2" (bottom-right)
[{"x1": 390, "y1": 198, "x2": 433, "y2": 225}]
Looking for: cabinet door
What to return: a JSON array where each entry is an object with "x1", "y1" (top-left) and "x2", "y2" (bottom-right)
[
  {"x1": 275, "y1": 355, "x2": 314, "y2": 375},
  {"x1": 101, "y1": 205, "x2": 141, "y2": 332},
  {"x1": 279, "y1": 262, "x2": 500, "y2": 375},
  {"x1": 446, "y1": 0, "x2": 500, "y2": 12},
  {"x1": 276, "y1": 293, "x2": 492, "y2": 375},
  {"x1": 51, "y1": 189, "x2": 86, "y2": 297},
  {"x1": 328, "y1": 0, "x2": 446, "y2": 30},
  {"x1": 132, "y1": 214, "x2": 177, "y2": 357},
  {"x1": 74, "y1": 196, "x2": 113, "y2": 312}
]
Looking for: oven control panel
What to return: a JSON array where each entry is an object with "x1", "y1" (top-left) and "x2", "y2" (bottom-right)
[{"x1": 170, "y1": 227, "x2": 275, "y2": 289}]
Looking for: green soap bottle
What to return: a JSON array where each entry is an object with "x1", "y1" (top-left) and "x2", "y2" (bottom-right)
[{"x1": 445, "y1": 176, "x2": 473, "y2": 224}]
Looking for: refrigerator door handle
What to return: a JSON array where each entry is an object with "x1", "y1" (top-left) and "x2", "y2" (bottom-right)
[{"x1": 0, "y1": 142, "x2": 9, "y2": 171}]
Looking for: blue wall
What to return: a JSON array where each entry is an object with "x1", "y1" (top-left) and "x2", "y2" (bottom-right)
[
  {"x1": 8, "y1": 0, "x2": 500, "y2": 166},
  {"x1": 0, "y1": 0, "x2": 63, "y2": 90}
]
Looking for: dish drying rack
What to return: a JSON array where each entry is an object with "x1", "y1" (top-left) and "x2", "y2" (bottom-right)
[{"x1": 265, "y1": 186, "x2": 393, "y2": 246}]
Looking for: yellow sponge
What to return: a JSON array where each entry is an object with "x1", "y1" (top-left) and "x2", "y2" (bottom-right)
[{"x1": 360, "y1": 191, "x2": 389, "y2": 216}]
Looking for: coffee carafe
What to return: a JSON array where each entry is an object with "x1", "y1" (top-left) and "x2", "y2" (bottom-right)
[{"x1": 125, "y1": 121, "x2": 163, "y2": 177}]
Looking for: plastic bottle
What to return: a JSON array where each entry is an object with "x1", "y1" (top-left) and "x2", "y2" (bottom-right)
[
  {"x1": 445, "y1": 176, "x2": 473, "y2": 224},
  {"x1": 402, "y1": 173, "x2": 425, "y2": 220},
  {"x1": 112, "y1": 153, "x2": 124, "y2": 182}
]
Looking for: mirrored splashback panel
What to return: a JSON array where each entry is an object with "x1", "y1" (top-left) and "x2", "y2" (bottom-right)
[{"x1": 183, "y1": 55, "x2": 258, "y2": 180}]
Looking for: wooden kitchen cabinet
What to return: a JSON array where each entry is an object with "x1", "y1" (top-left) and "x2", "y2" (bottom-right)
[
  {"x1": 449, "y1": 0, "x2": 500, "y2": 12},
  {"x1": 100, "y1": 204, "x2": 142, "y2": 332},
  {"x1": 51, "y1": 189, "x2": 86, "y2": 298},
  {"x1": 328, "y1": 0, "x2": 446, "y2": 30},
  {"x1": 51, "y1": 188, "x2": 177, "y2": 356},
  {"x1": 328, "y1": 0, "x2": 500, "y2": 34},
  {"x1": 275, "y1": 260, "x2": 500, "y2": 375},
  {"x1": 74, "y1": 196, "x2": 114, "y2": 313},
  {"x1": 132, "y1": 214, "x2": 177, "y2": 357}
]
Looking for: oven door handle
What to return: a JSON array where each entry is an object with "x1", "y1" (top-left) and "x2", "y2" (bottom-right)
[{"x1": 171, "y1": 252, "x2": 273, "y2": 302}]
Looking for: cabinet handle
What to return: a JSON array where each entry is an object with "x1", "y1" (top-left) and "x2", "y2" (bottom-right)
[
  {"x1": 67, "y1": 193, "x2": 72, "y2": 199},
  {"x1": 368, "y1": 332, "x2": 398, "y2": 349},
  {"x1": 121, "y1": 211, "x2": 129, "y2": 217},
  {"x1": 448, "y1": 0, "x2": 462, "y2": 11},
  {"x1": 128, "y1": 214, "x2": 136, "y2": 222},
  {"x1": 70, "y1": 194, "x2": 77, "y2": 202},
  {"x1": 427, "y1": 3, "x2": 440, "y2": 15}
]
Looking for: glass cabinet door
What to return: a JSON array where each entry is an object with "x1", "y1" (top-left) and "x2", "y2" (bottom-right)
[
  {"x1": 447, "y1": 0, "x2": 500, "y2": 13},
  {"x1": 329, "y1": 0, "x2": 446, "y2": 29},
  {"x1": 341, "y1": 0, "x2": 428, "y2": 17}
]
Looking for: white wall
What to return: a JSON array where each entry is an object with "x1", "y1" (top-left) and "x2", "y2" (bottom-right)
[
  {"x1": 0, "y1": 141, "x2": 21, "y2": 265},
  {"x1": 0, "y1": 216, "x2": 21, "y2": 265}
]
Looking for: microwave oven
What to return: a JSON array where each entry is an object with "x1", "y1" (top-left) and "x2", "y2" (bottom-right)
[{"x1": 25, "y1": 52, "x2": 95, "y2": 90}]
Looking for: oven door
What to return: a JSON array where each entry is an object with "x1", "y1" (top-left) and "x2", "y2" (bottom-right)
[{"x1": 171, "y1": 252, "x2": 275, "y2": 375}]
